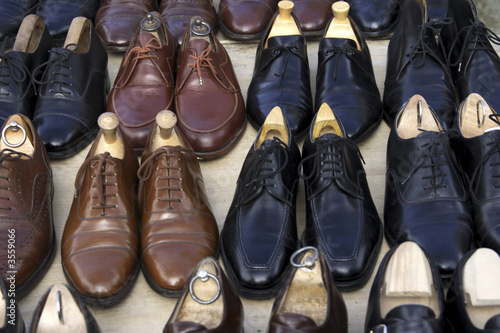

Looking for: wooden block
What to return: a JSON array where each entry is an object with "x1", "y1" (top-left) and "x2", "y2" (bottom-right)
[
  {"x1": 94, "y1": 112, "x2": 124, "y2": 159},
  {"x1": 464, "y1": 248, "x2": 500, "y2": 307},
  {"x1": 151, "y1": 110, "x2": 183, "y2": 151},
  {"x1": 265, "y1": 1, "x2": 301, "y2": 48},
  {"x1": 0, "y1": 115, "x2": 35, "y2": 157},
  {"x1": 256, "y1": 106, "x2": 289, "y2": 148},
  {"x1": 396, "y1": 94, "x2": 442, "y2": 139},
  {"x1": 312, "y1": 103, "x2": 344, "y2": 140},
  {"x1": 459, "y1": 93, "x2": 499, "y2": 138},
  {"x1": 64, "y1": 17, "x2": 90, "y2": 53},
  {"x1": 13, "y1": 14, "x2": 44, "y2": 53},
  {"x1": 324, "y1": 1, "x2": 361, "y2": 50}
]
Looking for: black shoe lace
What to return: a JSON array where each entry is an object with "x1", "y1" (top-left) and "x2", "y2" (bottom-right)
[
  {"x1": 257, "y1": 43, "x2": 306, "y2": 80},
  {"x1": 0, "y1": 39, "x2": 35, "y2": 96},
  {"x1": 318, "y1": 43, "x2": 371, "y2": 81},
  {"x1": 447, "y1": 20, "x2": 500, "y2": 72},
  {"x1": 0, "y1": 149, "x2": 32, "y2": 210},
  {"x1": 75, "y1": 152, "x2": 118, "y2": 215},
  {"x1": 137, "y1": 147, "x2": 184, "y2": 209},
  {"x1": 32, "y1": 44, "x2": 77, "y2": 96}
]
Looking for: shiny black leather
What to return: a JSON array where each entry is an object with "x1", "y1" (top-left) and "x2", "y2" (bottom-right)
[
  {"x1": 383, "y1": 0, "x2": 457, "y2": 128},
  {"x1": 36, "y1": 0, "x2": 101, "y2": 42},
  {"x1": 246, "y1": 12, "x2": 312, "y2": 138},
  {"x1": 427, "y1": 0, "x2": 449, "y2": 22},
  {"x1": 442, "y1": 0, "x2": 500, "y2": 113},
  {"x1": 315, "y1": 24, "x2": 382, "y2": 142},
  {"x1": 384, "y1": 106, "x2": 474, "y2": 278},
  {"x1": 0, "y1": 0, "x2": 37, "y2": 43},
  {"x1": 300, "y1": 120, "x2": 382, "y2": 291},
  {"x1": 220, "y1": 126, "x2": 300, "y2": 299},
  {"x1": 32, "y1": 19, "x2": 109, "y2": 159},
  {"x1": 365, "y1": 243, "x2": 448, "y2": 333},
  {"x1": 0, "y1": 17, "x2": 54, "y2": 123},
  {"x1": 346, "y1": 0, "x2": 400, "y2": 38}
]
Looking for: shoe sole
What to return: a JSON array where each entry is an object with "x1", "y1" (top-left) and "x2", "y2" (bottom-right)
[{"x1": 194, "y1": 118, "x2": 248, "y2": 160}]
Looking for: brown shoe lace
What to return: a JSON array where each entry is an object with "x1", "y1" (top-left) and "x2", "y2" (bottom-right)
[
  {"x1": 187, "y1": 45, "x2": 220, "y2": 86},
  {"x1": 124, "y1": 36, "x2": 162, "y2": 64},
  {"x1": 0, "y1": 149, "x2": 31, "y2": 210}
]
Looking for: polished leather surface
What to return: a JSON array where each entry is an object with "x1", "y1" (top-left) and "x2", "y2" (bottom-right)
[
  {"x1": 365, "y1": 243, "x2": 447, "y2": 333},
  {"x1": 159, "y1": 0, "x2": 218, "y2": 46},
  {"x1": 218, "y1": 0, "x2": 277, "y2": 40},
  {"x1": 268, "y1": 249, "x2": 348, "y2": 333},
  {"x1": 36, "y1": 0, "x2": 101, "y2": 41},
  {"x1": 426, "y1": 0, "x2": 449, "y2": 21},
  {"x1": 0, "y1": 277, "x2": 24, "y2": 333},
  {"x1": 315, "y1": 22, "x2": 382, "y2": 142},
  {"x1": 384, "y1": 106, "x2": 474, "y2": 278},
  {"x1": 220, "y1": 125, "x2": 300, "y2": 298},
  {"x1": 138, "y1": 129, "x2": 219, "y2": 296},
  {"x1": 383, "y1": 0, "x2": 456, "y2": 128},
  {"x1": 0, "y1": 0, "x2": 37, "y2": 43},
  {"x1": 33, "y1": 18, "x2": 109, "y2": 159},
  {"x1": 0, "y1": 114, "x2": 55, "y2": 298},
  {"x1": 347, "y1": 0, "x2": 400, "y2": 38},
  {"x1": 164, "y1": 257, "x2": 244, "y2": 333},
  {"x1": 445, "y1": 249, "x2": 500, "y2": 333},
  {"x1": 247, "y1": 13, "x2": 312, "y2": 138},
  {"x1": 301, "y1": 123, "x2": 382, "y2": 290},
  {"x1": 108, "y1": 14, "x2": 176, "y2": 153},
  {"x1": 61, "y1": 130, "x2": 140, "y2": 306},
  {"x1": 0, "y1": 15, "x2": 54, "y2": 123},
  {"x1": 291, "y1": 0, "x2": 335, "y2": 37},
  {"x1": 95, "y1": 0, "x2": 157, "y2": 51},
  {"x1": 175, "y1": 22, "x2": 246, "y2": 159}
]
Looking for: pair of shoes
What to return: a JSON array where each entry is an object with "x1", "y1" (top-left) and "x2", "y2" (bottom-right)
[
  {"x1": 96, "y1": 0, "x2": 218, "y2": 49},
  {"x1": 247, "y1": 1, "x2": 382, "y2": 141},
  {"x1": 108, "y1": 13, "x2": 246, "y2": 159},
  {"x1": 221, "y1": 103, "x2": 382, "y2": 298},
  {"x1": 62, "y1": 111, "x2": 219, "y2": 305}
]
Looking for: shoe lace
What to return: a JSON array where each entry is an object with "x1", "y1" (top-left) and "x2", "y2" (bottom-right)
[
  {"x1": 0, "y1": 39, "x2": 34, "y2": 96},
  {"x1": 188, "y1": 44, "x2": 222, "y2": 86},
  {"x1": 32, "y1": 44, "x2": 77, "y2": 95},
  {"x1": 123, "y1": 36, "x2": 161, "y2": 64},
  {"x1": 447, "y1": 20, "x2": 500, "y2": 72},
  {"x1": 319, "y1": 43, "x2": 371, "y2": 81},
  {"x1": 75, "y1": 152, "x2": 118, "y2": 215},
  {"x1": 0, "y1": 149, "x2": 32, "y2": 210},
  {"x1": 137, "y1": 147, "x2": 184, "y2": 209},
  {"x1": 257, "y1": 43, "x2": 306, "y2": 80}
]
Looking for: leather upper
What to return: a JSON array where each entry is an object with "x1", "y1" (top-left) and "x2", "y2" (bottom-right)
[
  {"x1": 347, "y1": 0, "x2": 400, "y2": 37},
  {"x1": 0, "y1": 0, "x2": 37, "y2": 42},
  {"x1": 290, "y1": 0, "x2": 335, "y2": 37},
  {"x1": 218, "y1": 0, "x2": 277, "y2": 39}
]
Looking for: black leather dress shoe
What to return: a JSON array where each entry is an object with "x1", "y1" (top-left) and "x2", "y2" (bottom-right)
[
  {"x1": 36, "y1": 0, "x2": 101, "y2": 43},
  {"x1": 0, "y1": 0, "x2": 37, "y2": 43},
  {"x1": 384, "y1": 95, "x2": 474, "y2": 278},
  {"x1": 347, "y1": 0, "x2": 400, "y2": 38},
  {"x1": 442, "y1": 0, "x2": 500, "y2": 115},
  {"x1": 220, "y1": 107, "x2": 300, "y2": 299},
  {"x1": 383, "y1": 0, "x2": 456, "y2": 128},
  {"x1": 0, "y1": 276, "x2": 24, "y2": 333},
  {"x1": 32, "y1": 17, "x2": 109, "y2": 159},
  {"x1": 365, "y1": 242, "x2": 448, "y2": 333},
  {"x1": 300, "y1": 104, "x2": 382, "y2": 291},
  {"x1": 0, "y1": 15, "x2": 53, "y2": 123},
  {"x1": 246, "y1": 9, "x2": 312, "y2": 138},
  {"x1": 315, "y1": 16, "x2": 382, "y2": 142}
]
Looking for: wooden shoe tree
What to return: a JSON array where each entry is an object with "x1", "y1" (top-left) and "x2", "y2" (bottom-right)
[
  {"x1": 64, "y1": 17, "x2": 90, "y2": 53},
  {"x1": 33, "y1": 284, "x2": 87, "y2": 333},
  {"x1": 380, "y1": 242, "x2": 441, "y2": 318},
  {"x1": 0, "y1": 115, "x2": 35, "y2": 157},
  {"x1": 256, "y1": 106, "x2": 289, "y2": 148},
  {"x1": 93, "y1": 112, "x2": 124, "y2": 159},
  {"x1": 396, "y1": 95, "x2": 443, "y2": 139},
  {"x1": 312, "y1": 103, "x2": 344, "y2": 140},
  {"x1": 459, "y1": 93, "x2": 499, "y2": 138},
  {"x1": 463, "y1": 248, "x2": 500, "y2": 329},
  {"x1": 324, "y1": 1, "x2": 361, "y2": 51},
  {"x1": 13, "y1": 14, "x2": 45, "y2": 53},
  {"x1": 150, "y1": 110, "x2": 184, "y2": 151},
  {"x1": 265, "y1": 1, "x2": 301, "y2": 48}
]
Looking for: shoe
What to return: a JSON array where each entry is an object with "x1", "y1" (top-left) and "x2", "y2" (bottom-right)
[
  {"x1": 107, "y1": 12, "x2": 176, "y2": 153},
  {"x1": 159, "y1": 0, "x2": 218, "y2": 46},
  {"x1": 220, "y1": 106, "x2": 300, "y2": 299},
  {"x1": 138, "y1": 111, "x2": 219, "y2": 297},
  {"x1": 442, "y1": 0, "x2": 500, "y2": 115},
  {"x1": 0, "y1": 15, "x2": 53, "y2": 123},
  {"x1": 0, "y1": 0, "x2": 38, "y2": 44},
  {"x1": 30, "y1": 283, "x2": 101, "y2": 333},
  {"x1": 300, "y1": 103, "x2": 383, "y2": 291},
  {"x1": 315, "y1": 2, "x2": 382, "y2": 142},
  {"x1": 347, "y1": 0, "x2": 400, "y2": 38},
  {"x1": 218, "y1": 0, "x2": 277, "y2": 40},
  {"x1": 365, "y1": 242, "x2": 448, "y2": 333},
  {"x1": 0, "y1": 265, "x2": 25, "y2": 332},
  {"x1": 163, "y1": 257, "x2": 244, "y2": 333},
  {"x1": 290, "y1": 0, "x2": 335, "y2": 37},
  {"x1": 384, "y1": 94, "x2": 474, "y2": 278},
  {"x1": 175, "y1": 16, "x2": 246, "y2": 160},
  {"x1": 445, "y1": 248, "x2": 500, "y2": 333},
  {"x1": 61, "y1": 112, "x2": 140, "y2": 307},
  {"x1": 247, "y1": 1, "x2": 312, "y2": 138},
  {"x1": 449, "y1": 93, "x2": 500, "y2": 253},
  {"x1": 383, "y1": 0, "x2": 456, "y2": 128},
  {"x1": 0, "y1": 114, "x2": 55, "y2": 298},
  {"x1": 36, "y1": 0, "x2": 101, "y2": 43},
  {"x1": 268, "y1": 247, "x2": 348, "y2": 333},
  {"x1": 426, "y1": 0, "x2": 449, "y2": 22},
  {"x1": 95, "y1": 0, "x2": 157, "y2": 52},
  {"x1": 32, "y1": 16, "x2": 109, "y2": 159}
]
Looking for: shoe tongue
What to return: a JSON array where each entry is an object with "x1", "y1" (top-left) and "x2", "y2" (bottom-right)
[
  {"x1": 266, "y1": 35, "x2": 303, "y2": 48},
  {"x1": 485, "y1": 314, "x2": 500, "y2": 329},
  {"x1": 187, "y1": 38, "x2": 211, "y2": 53},
  {"x1": 386, "y1": 304, "x2": 437, "y2": 322},
  {"x1": 322, "y1": 37, "x2": 357, "y2": 49},
  {"x1": 138, "y1": 31, "x2": 157, "y2": 46}
]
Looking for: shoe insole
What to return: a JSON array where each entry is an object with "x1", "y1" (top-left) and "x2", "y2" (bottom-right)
[
  {"x1": 0, "y1": 114, "x2": 35, "y2": 157},
  {"x1": 312, "y1": 103, "x2": 344, "y2": 140},
  {"x1": 93, "y1": 113, "x2": 125, "y2": 159},
  {"x1": 64, "y1": 17, "x2": 90, "y2": 53},
  {"x1": 13, "y1": 14, "x2": 44, "y2": 53},
  {"x1": 324, "y1": 2, "x2": 361, "y2": 51},
  {"x1": 265, "y1": 1, "x2": 301, "y2": 48},
  {"x1": 459, "y1": 93, "x2": 499, "y2": 138},
  {"x1": 396, "y1": 95, "x2": 442, "y2": 139},
  {"x1": 256, "y1": 106, "x2": 290, "y2": 148},
  {"x1": 150, "y1": 110, "x2": 183, "y2": 151}
]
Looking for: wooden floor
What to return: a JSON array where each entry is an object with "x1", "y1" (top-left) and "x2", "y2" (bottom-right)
[{"x1": 15, "y1": 11, "x2": 500, "y2": 333}]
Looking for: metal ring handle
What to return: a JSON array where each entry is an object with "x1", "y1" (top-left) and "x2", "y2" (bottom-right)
[
  {"x1": 188, "y1": 269, "x2": 221, "y2": 305},
  {"x1": 290, "y1": 246, "x2": 319, "y2": 271},
  {"x1": 477, "y1": 99, "x2": 486, "y2": 128},
  {"x1": 1, "y1": 121, "x2": 26, "y2": 148},
  {"x1": 417, "y1": 100, "x2": 423, "y2": 128},
  {"x1": 190, "y1": 18, "x2": 211, "y2": 36}
]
